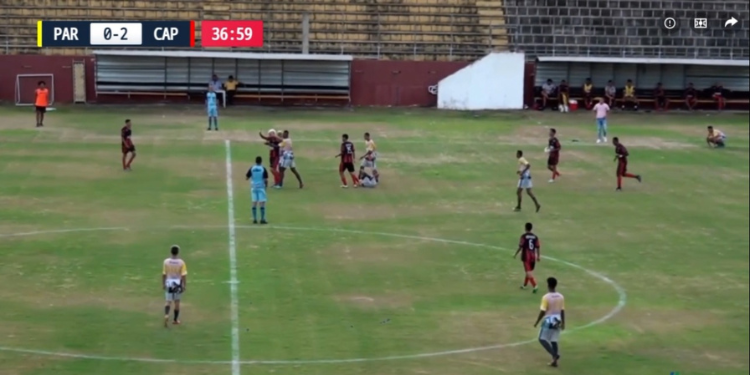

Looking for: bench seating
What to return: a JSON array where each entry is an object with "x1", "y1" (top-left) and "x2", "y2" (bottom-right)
[{"x1": 532, "y1": 86, "x2": 749, "y2": 110}]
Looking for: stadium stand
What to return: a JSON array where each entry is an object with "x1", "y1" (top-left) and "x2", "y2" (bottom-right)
[{"x1": 0, "y1": 0, "x2": 509, "y2": 60}]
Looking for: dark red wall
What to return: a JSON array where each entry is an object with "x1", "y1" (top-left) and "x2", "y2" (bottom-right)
[
  {"x1": 0, "y1": 55, "x2": 473, "y2": 107},
  {"x1": 0, "y1": 55, "x2": 96, "y2": 104},
  {"x1": 350, "y1": 60, "x2": 469, "y2": 107}
]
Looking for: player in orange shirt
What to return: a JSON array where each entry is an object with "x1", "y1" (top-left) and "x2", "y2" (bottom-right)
[{"x1": 34, "y1": 81, "x2": 50, "y2": 128}]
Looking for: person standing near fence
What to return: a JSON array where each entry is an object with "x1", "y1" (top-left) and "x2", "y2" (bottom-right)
[{"x1": 34, "y1": 81, "x2": 49, "y2": 128}]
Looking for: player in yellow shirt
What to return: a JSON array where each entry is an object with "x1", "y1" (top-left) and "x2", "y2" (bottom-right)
[
  {"x1": 515, "y1": 150, "x2": 541, "y2": 212},
  {"x1": 706, "y1": 125, "x2": 726, "y2": 148},
  {"x1": 533, "y1": 277, "x2": 565, "y2": 367},
  {"x1": 359, "y1": 132, "x2": 379, "y2": 182},
  {"x1": 162, "y1": 245, "x2": 187, "y2": 327},
  {"x1": 582, "y1": 78, "x2": 594, "y2": 109},
  {"x1": 622, "y1": 79, "x2": 639, "y2": 110},
  {"x1": 224, "y1": 75, "x2": 240, "y2": 105}
]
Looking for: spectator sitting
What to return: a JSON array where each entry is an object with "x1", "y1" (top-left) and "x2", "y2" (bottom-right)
[
  {"x1": 225, "y1": 75, "x2": 240, "y2": 105},
  {"x1": 582, "y1": 78, "x2": 594, "y2": 109},
  {"x1": 540, "y1": 79, "x2": 557, "y2": 110},
  {"x1": 709, "y1": 82, "x2": 726, "y2": 110},
  {"x1": 684, "y1": 82, "x2": 697, "y2": 110},
  {"x1": 209, "y1": 74, "x2": 224, "y2": 106},
  {"x1": 654, "y1": 82, "x2": 667, "y2": 110},
  {"x1": 604, "y1": 80, "x2": 617, "y2": 107},
  {"x1": 622, "y1": 79, "x2": 639, "y2": 110},
  {"x1": 558, "y1": 80, "x2": 570, "y2": 112}
]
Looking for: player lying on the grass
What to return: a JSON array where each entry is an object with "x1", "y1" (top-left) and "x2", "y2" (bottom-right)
[
  {"x1": 514, "y1": 222, "x2": 540, "y2": 293},
  {"x1": 206, "y1": 86, "x2": 219, "y2": 131},
  {"x1": 358, "y1": 168, "x2": 379, "y2": 188},
  {"x1": 335, "y1": 133, "x2": 360, "y2": 188},
  {"x1": 246, "y1": 156, "x2": 269, "y2": 224},
  {"x1": 613, "y1": 137, "x2": 642, "y2": 191},
  {"x1": 278, "y1": 130, "x2": 304, "y2": 189},
  {"x1": 120, "y1": 119, "x2": 136, "y2": 171},
  {"x1": 706, "y1": 125, "x2": 726, "y2": 148},
  {"x1": 545, "y1": 128, "x2": 561, "y2": 183},
  {"x1": 359, "y1": 132, "x2": 379, "y2": 182},
  {"x1": 533, "y1": 277, "x2": 565, "y2": 368},
  {"x1": 163, "y1": 245, "x2": 187, "y2": 327},
  {"x1": 258, "y1": 130, "x2": 282, "y2": 187},
  {"x1": 515, "y1": 150, "x2": 541, "y2": 212}
]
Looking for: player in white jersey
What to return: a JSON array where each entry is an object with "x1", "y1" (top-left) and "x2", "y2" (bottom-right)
[
  {"x1": 277, "y1": 130, "x2": 304, "y2": 189},
  {"x1": 358, "y1": 169, "x2": 378, "y2": 188},
  {"x1": 162, "y1": 245, "x2": 187, "y2": 327},
  {"x1": 359, "y1": 132, "x2": 379, "y2": 182}
]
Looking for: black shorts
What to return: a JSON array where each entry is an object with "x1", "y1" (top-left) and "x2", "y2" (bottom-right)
[
  {"x1": 547, "y1": 154, "x2": 559, "y2": 166},
  {"x1": 35, "y1": 106, "x2": 46, "y2": 113},
  {"x1": 339, "y1": 162, "x2": 355, "y2": 173},
  {"x1": 122, "y1": 143, "x2": 136, "y2": 154}
]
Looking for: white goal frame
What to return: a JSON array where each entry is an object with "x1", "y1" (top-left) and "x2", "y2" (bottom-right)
[{"x1": 15, "y1": 74, "x2": 55, "y2": 106}]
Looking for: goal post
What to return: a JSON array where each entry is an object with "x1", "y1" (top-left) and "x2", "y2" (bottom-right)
[{"x1": 15, "y1": 74, "x2": 55, "y2": 106}]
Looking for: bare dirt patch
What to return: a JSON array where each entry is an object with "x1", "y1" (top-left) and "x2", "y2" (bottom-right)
[
  {"x1": 384, "y1": 152, "x2": 473, "y2": 166},
  {"x1": 321, "y1": 240, "x2": 433, "y2": 266},
  {"x1": 615, "y1": 308, "x2": 723, "y2": 335},
  {"x1": 622, "y1": 136, "x2": 695, "y2": 149},
  {"x1": 435, "y1": 310, "x2": 522, "y2": 347},
  {"x1": 334, "y1": 293, "x2": 414, "y2": 310}
]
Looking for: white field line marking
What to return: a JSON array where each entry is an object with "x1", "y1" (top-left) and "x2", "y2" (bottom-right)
[
  {"x1": 0, "y1": 225, "x2": 626, "y2": 365},
  {"x1": 224, "y1": 140, "x2": 242, "y2": 375}
]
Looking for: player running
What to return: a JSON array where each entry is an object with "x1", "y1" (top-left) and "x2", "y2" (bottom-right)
[
  {"x1": 121, "y1": 119, "x2": 136, "y2": 171},
  {"x1": 246, "y1": 156, "x2": 269, "y2": 224},
  {"x1": 546, "y1": 128, "x2": 561, "y2": 183},
  {"x1": 515, "y1": 150, "x2": 541, "y2": 212},
  {"x1": 278, "y1": 130, "x2": 304, "y2": 189},
  {"x1": 359, "y1": 132, "x2": 379, "y2": 182},
  {"x1": 206, "y1": 86, "x2": 219, "y2": 131},
  {"x1": 514, "y1": 222, "x2": 541, "y2": 293},
  {"x1": 335, "y1": 134, "x2": 360, "y2": 188},
  {"x1": 706, "y1": 125, "x2": 726, "y2": 148},
  {"x1": 162, "y1": 245, "x2": 187, "y2": 327},
  {"x1": 613, "y1": 137, "x2": 642, "y2": 191},
  {"x1": 259, "y1": 130, "x2": 282, "y2": 187}
]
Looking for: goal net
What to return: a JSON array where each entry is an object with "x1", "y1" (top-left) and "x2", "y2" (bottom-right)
[{"x1": 15, "y1": 74, "x2": 55, "y2": 106}]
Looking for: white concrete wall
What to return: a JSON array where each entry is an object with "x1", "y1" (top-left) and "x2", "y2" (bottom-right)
[{"x1": 437, "y1": 52, "x2": 525, "y2": 110}]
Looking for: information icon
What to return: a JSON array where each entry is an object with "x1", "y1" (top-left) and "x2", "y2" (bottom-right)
[
  {"x1": 664, "y1": 17, "x2": 677, "y2": 30},
  {"x1": 694, "y1": 18, "x2": 708, "y2": 29}
]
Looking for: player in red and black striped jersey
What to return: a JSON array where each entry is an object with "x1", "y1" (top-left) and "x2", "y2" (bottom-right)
[
  {"x1": 259, "y1": 130, "x2": 282, "y2": 187},
  {"x1": 335, "y1": 133, "x2": 360, "y2": 188},
  {"x1": 514, "y1": 222, "x2": 541, "y2": 293},
  {"x1": 613, "y1": 137, "x2": 642, "y2": 191},
  {"x1": 546, "y1": 128, "x2": 562, "y2": 182},
  {"x1": 121, "y1": 119, "x2": 136, "y2": 171}
]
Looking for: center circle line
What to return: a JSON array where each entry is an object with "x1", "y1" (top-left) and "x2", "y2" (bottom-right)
[{"x1": 0, "y1": 225, "x2": 627, "y2": 365}]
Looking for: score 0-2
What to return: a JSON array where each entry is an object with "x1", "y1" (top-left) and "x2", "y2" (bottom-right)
[
  {"x1": 202, "y1": 20, "x2": 263, "y2": 48},
  {"x1": 90, "y1": 23, "x2": 143, "y2": 45}
]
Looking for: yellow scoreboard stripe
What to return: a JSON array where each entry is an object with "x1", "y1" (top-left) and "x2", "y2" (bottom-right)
[{"x1": 37, "y1": 21, "x2": 42, "y2": 47}]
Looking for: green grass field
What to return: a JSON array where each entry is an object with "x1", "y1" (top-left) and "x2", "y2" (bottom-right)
[{"x1": 0, "y1": 105, "x2": 747, "y2": 375}]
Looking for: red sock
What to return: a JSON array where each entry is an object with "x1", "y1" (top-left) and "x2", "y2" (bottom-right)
[
  {"x1": 523, "y1": 277, "x2": 529, "y2": 286},
  {"x1": 617, "y1": 175, "x2": 622, "y2": 188},
  {"x1": 122, "y1": 157, "x2": 127, "y2": 169},
  {"x1": 271, "y1": 169, "x2": 281, "y2": 185},
  {"x1": 624, "y1": 173, "x2": 637, "y2": 178},
  {"x1": 340, "y1": 176, "x2": 348, "y2": 185},
  {"x1": 351, "y1": 174, "x2": 360, "y2": 184},
  {"x1": 529, "y1": 277, "x2": 537, "y2": 287}
]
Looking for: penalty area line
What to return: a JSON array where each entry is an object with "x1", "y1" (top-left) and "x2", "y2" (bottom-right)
[{"x1": 224, "y1": 140, "x2": 242, "y2": 375}]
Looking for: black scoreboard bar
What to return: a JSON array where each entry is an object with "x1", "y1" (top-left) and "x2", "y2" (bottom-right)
[{"x1": 37, "y1": 21, "x2": 195, "y2": 47}]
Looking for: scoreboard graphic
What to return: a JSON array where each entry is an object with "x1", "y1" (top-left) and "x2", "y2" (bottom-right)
[{"x1": 37, "y1": 20, "x2": 264, "y2": 48}]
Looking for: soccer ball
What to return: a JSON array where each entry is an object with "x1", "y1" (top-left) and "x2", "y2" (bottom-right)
[{"x1": 268, "y1": 128, "x2": 277, "y2": 135}]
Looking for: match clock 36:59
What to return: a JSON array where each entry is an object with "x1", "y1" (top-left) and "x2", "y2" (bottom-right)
[{"x1": 201, "y1": 20, "x2": 264, "y2": 48}]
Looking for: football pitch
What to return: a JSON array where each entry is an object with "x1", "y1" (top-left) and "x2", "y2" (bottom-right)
[{"x1": 0, "y1": 105, "x2": 747, "y2": 375}]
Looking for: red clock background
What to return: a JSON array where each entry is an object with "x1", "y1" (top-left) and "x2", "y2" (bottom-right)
[{"x1": 201, "y1": 20, "x2": 264, "y2": 48}]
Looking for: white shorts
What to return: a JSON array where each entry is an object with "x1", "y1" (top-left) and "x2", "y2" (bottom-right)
[
  {"x1": 279, "y1": 152, "x2": 295, "y2": 168},
  {"x1": 360, "y1": 177, "x2": 377, "y2": 188},
  {"x1": 165, "y1": 280, "x2": 183, "y2": 301},
  {"x1": 360, "y1": 152, "x2": 378, "y2": 168},
  {"x1": 518, "y1": 177, "x2": 533, "y2": 189}
]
